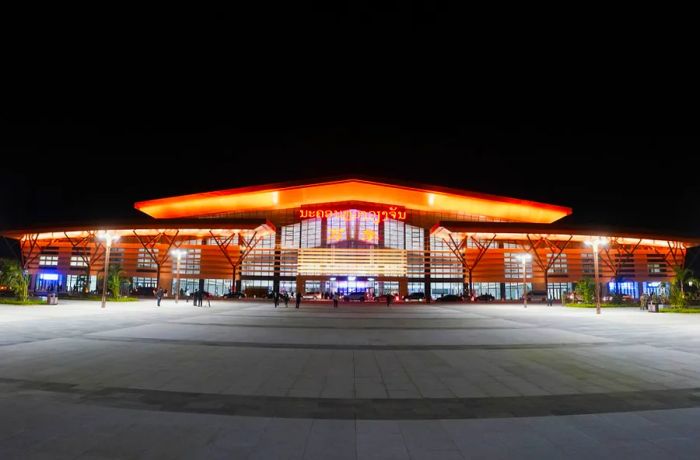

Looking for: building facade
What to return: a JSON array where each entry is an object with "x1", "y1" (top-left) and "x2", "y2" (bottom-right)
[{"x1": 5, "y1": 178, "x2": 698, "y2": 300}]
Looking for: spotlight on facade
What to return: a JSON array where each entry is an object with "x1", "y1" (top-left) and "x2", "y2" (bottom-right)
[
  {"x1": 97, "y1": 231, "x2": 120, "y2": 309},
  {"x1": 515, "y1": 253, "x2": 532, "y2": 308},
  {"x1": 584, "y1": 238, "x2": 608, "y2": 315},
  {"x1": 171, "y1": 249, "x2": 188, "y2": 304}
]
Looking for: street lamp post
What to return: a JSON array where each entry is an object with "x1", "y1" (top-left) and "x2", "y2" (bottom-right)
[
  {"x1": 584, "y1": 238, "x2": 608, "y2": 315},
  {"x1": 516, "y1": 254, "x2": 532, "y2": 308},
  {"x1": 171, "y1": 249, "x2": 187, "y2": 304},
  {"x1": 97, "y1": 231, "x2": 120, "y2": 309}
]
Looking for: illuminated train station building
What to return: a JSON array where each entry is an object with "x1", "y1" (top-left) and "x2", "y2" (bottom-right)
[{"x1": 4, "y1": 177, "x2": 698, "y2": 301}]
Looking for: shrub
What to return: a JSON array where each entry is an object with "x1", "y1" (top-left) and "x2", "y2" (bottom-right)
[
  {"x1": 574, "y1": 278, "x2": 595, "y2": 304},
  {"x1": 0, "y1": 259, "x2": 29, "y2": 302}
]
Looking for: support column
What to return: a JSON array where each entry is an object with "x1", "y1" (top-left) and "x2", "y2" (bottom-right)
[
  {"x1": 398, "y1": 278, "x2": 408, "y2": 298},
  {"x1": 423, "y1": 228, "x2": 431, "y2": 302},
  {"x1": 160, "y1": 274, "x2": 174, "y2": 294},
  {"x1": 273, "y1": 229, "x2": 281, "y2": 293}
]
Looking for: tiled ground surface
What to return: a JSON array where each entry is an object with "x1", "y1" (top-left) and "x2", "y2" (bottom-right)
[{"x1": 1, "y1": 299, "x2": 700, "y2": 458}]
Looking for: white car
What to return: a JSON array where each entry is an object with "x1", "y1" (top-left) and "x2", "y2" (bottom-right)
[{"x1": 302, "y1": 292, "x2": 321, "y2": 300}]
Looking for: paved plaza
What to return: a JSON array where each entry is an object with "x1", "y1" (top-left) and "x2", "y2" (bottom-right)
[{"x1": 2, "y1": 299, "x2": 700, "y2": 459}]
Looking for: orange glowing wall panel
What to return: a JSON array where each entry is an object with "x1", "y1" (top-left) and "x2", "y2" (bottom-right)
[{"x1": 134, "y1": 179, "x2": 571, "y2": 223}]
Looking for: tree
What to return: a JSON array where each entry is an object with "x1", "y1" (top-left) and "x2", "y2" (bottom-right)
[
  {"x1": 107, "y1": 264, "x2": 125, "y2": 299},
  {"x1": 0, "y1": 258, "x2": 29, "y2": 302},
  {"x1": 672, "y1": 266, "x2": 694, "y2": 299},
  {"x1": 574, "y1": 278, "x2": 595, "y2": 304}
]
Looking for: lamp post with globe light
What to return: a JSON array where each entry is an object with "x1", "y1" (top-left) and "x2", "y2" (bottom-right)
[
  {"x1": 584, "y1": 238, "x2": 608, "y2": 315},
  {"x1": 171, "y1": 249, "x2": 187, "y2": 304},
  {"x1": 97, "y1": 231, "x2": 120, "y2": 309},
  {"x1": 516, "y1": 253, "x2": 532, "y2": 308}
]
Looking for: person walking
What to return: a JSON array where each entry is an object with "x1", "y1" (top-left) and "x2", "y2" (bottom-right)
[
  {"x1": 333, "y1": 291, "x2": 339, "y2": 308},
  {"x1": 283, "y1": 292, "x2": 289, "y2": 307},
  {"x1": 156, "y1": 287, "x2": 164, "y2": 307},
  {"x1": 295, "y1": 291, "x2": 301, "y2": 309},
  {"x1": 273, "y1": 291, "x2": 279, "y2": 308},
  {"x1": 386, "y1": 292, "x2": 392, "y2": 307}
]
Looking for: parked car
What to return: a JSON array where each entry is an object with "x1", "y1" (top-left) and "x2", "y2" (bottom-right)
[
  {"x1": 475, "y1": 293, "x2": 495, "y2": 302},
  {"x1": 302, "y1": 291, "x2": 322, "y2": 300},
  {"x1": 344, "y1": 291, "x2": 366, "y2": 302},
  {"x1": 404, "y1": 292, "x2": 425, "y2": 302},
  {"x1": 223, "y1": 291, "x2": 245, "y2": 299},
  {"x1": 526, "y1": 290, "x2": 548, "y2": 302},
  {"x1": 132, "y1": 286, "x2": 156, "y2": 296},
  {"x1": 436, "y1": 294, "x2": 464, "y2": 302}
]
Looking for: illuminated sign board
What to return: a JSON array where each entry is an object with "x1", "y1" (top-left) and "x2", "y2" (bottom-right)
[{"x1": 299, "y1": 206, "x2": 406, "y2": 223}]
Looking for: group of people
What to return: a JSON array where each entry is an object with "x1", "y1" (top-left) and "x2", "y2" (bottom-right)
[
  {"x1": 272, "y1": 291, "x2": 302, "y2": 309},
  {"x1": 184, "y1": 288, "x2": 209, "y2": 307},
  {"x1": 153, "y1": 287, "x2": 209, "y2": 307},
  {"x1": 269, "y1": 291, "x2": 393, "y2": 309}
]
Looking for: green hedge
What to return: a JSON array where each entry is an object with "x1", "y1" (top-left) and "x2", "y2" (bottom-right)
[
  {"x1": 564, "y1": 303, "x2": 635, "y2": 308},
  {"x1": 0, "y1": 298, "x2": 47, "y2": 305},
  {"x1": 659, "y1": 308, "x2": 700, "y2": 314},
  {"x1": 62, "y1": 296, "x2": 139, "y2": 302}
]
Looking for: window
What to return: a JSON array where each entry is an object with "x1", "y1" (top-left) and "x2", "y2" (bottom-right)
[
  {"x1": 282, "y1": 223, "x2": 301, "y2": 248},
  {"x1": 430, "y1": 282, "x2": 462, "y2": 299},
  {"x1": 137, "y1": 248, "x2": 158, "y2": 270},
  {"x1": 408, "y1": 282, "x2": 424, "y2": 294},
  {"x1": 242, "y1": 235, "x2": 275, "y2": 276},
  {"x1": 133, "y1": 277, "x2": 157, "y2": 288},
  {"x1": 430, "y1": 237, "x2": 463, "y2": 278},
  {"x1": 326, "y1": 211, "x2": 378, "y2": 245},
  {"x1": 613, "y1": 254, "x2": 635, "y2": 276},
  {"x1": 547, "y1": 253, "x2": 568, "y2": 277},
  {"x1": 357, "y1": 215, "x2": 378, "y2": 244},
  {"x1": 70, "y1": 248, "x2": 89, "y2": 267},
  {"x1": 608, "y1": 281, "x2": 638, "y2": 298},
  {"x1": 504, "y1": 282, "x2": 532, "y2": 300},
  {"x1": 504, "y1": 253, "x2": 532, "y2": 279},
  {"x1": 172, "y1": 278, "x2": 232, "y2": 295},
  {"x1": 466, "y1": 237, "x2": 496, "y2": 249},
  {"x1": 405, "y1": 224, "x2": 424, "y2": 250},
  {"x1": 241, "y1": 279, "x2": 273, "y2": 291},
  {"x1": 39, "y1": 247, "x2": 59, "y2": 266},
  {"x1": 108, "y1": 247, "x2": 124, "y2": 266},
  {"x1": 547, "y1": 282, "x2": 572, "y2": 300},
  {"x1": 202, "y1": 279, "x2": 232, "y2": 296},
  {"x1": 66, "y1": 274, "x2": 96, "y2": 292},
  {"x1": 384, "y1": 219, "x2": 405, "y2": 249},
  {"x1": 647, "y1": 255, "x2": 667, "y2": 277},
  {"x1": 279, "y1": 280, "x2": 296, "y2": 294},
  {"x1": 181, "y1": 249, "x2": 201, "y2": 275},
  {"x1": 304, "y1": 280, "x2": 321, "y2": 292},
  {"x1": 643, "y1": 281, "x2": 663, "y2": 295},
  {"x1": 39, "y1": 255, "x2": 59, "y2": 266},
  {"x1": 301, "y1": 218, "x2": 321, "y2": 248},
  {"x1": 379, "y1": 281, "x2": 399, "y2": 295},
  {"x1": 472, "y1": 282, "x2": 501, "y2": 298},
  {"x1": 581, "y1": 253, "x2": 595, "y2": 276}
]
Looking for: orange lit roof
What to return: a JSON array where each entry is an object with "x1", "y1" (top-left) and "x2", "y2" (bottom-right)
[
  {"x1": 0, "y1": 219, "x2": 276, "y2": 241},
  {"x1": 430, "y1": 221, "x2": 700, "y2": 248},
  {"x1": 134, "y1": 177, "x2": 572, "y2": 223}
]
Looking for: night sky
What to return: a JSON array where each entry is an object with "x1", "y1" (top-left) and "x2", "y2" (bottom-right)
[{"x1": 1, "y1": 117, "x2": 699, "y2": 267}]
